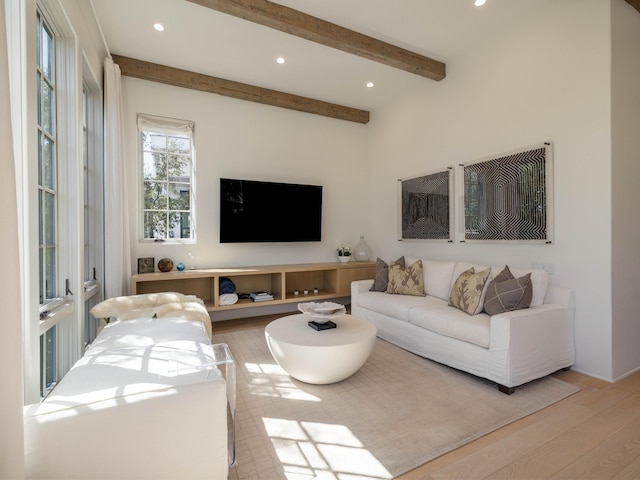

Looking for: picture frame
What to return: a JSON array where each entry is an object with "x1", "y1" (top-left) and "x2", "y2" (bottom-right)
[
  {"x1": 398, "y1": 167, "x2": 454, "y2": 241},
  {"x1": 462, "y1": 142, "x2": 553, "y2": 243},
  {"x1": 137, "y1": 257, "x2": 155, "y2": 274}
]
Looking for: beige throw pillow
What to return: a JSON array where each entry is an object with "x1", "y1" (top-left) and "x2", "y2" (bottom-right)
[
  {"x1": 448, "y1": 267, "x2": 491, "y2": 315},
  {"x1": 386, "y1": 259, "x2": 426, "y2": 296}
]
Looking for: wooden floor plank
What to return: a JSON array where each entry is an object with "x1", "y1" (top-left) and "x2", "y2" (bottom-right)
[
  {"x1": 484, "y1": 400, "x2": 640, "y2": 479},
  {"x1": 611, "y1": 454, "x2": 640, "y2": 479},
  {"x1": 549, "y1": 417, "x2": 640, "y2": 480}
]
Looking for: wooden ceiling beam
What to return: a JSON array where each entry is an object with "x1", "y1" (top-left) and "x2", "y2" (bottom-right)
[
  {"x1": 186, "y1": 0, "x2": 446, "y2": 81},
  {"x1": 626, "y1": 0, "x2": 640, "y2": 14},
  {"x1": 112, "y1": 55, "x2": 370, "y2": 124}
]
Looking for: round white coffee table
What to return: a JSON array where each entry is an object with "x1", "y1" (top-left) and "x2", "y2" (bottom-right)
[{"x1": 265, "y1": 314, "x2": 377, "y2": 384}]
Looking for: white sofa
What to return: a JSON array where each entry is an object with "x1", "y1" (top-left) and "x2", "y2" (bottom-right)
[
  {"x1": 351, "y1": 258, "x2": 575, "y2": 393},
  {"x1": 24, "y1": 294, "x2": 231, "y2": 479}
]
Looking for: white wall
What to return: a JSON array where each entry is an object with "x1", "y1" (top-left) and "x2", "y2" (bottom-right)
[
  {"x1": 118, "y1": 0, "x2": 639, "y2": 381},
  {"x1": 366, "y1": 0, "x2": 613, "y2": 379},
  {"x1": 2, "y1": 1, "x2": 24, "y2": 475},
  {"x1": 121, "y1": 77, "x2": 370, "y2": 273},
  {"x1": 611, "y1": 0, "x2": 640, "y2": 380}
]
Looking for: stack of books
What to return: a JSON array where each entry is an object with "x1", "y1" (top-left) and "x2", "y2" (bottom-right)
[{"x1": 249, "y1": 291, "x2": 274, "y2": 302}]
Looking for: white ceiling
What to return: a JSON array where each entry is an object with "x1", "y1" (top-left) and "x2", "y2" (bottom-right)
[{"x1": 90, "y1": 0, "x2": 541, "y2": 112}]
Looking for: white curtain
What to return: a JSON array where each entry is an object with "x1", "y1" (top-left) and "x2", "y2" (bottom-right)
[
  {"x1": 103, "y1": 57, "x2": 131, "y2": 298},
  {"x1": 0, "y1": 3, "x2": 24, "y2": 478}
]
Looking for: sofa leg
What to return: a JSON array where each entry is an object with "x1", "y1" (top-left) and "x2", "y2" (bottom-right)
[{"x1": 498, "y1": 384, "x2": 515, "y2": 395}]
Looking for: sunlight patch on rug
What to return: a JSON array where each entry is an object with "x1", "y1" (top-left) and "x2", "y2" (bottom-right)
[
  {"x1": 246, "y1": 362, "x2": 320, "y2": 401},
  {"x1": 264, "y1": 417, "x2": 392, "y2": 480}
]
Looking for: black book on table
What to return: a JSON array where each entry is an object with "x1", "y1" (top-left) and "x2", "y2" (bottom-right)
[{"x1": 308, "y1": 320, "x2": 337, "y2": 331}]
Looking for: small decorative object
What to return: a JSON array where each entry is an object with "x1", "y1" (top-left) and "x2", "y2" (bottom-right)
[
  {"x1": 313, "y1": 287, "x2": 319, "y2": 294},
  {"x1": 158, "y1": 258, "x2": 174, "y2": 272},
  {"x1": 137, "y1": 257, "x2": 155, "y2": 274},
  {"x1": 187, "y1": 253, "x2": 196, "y2": 270},
  {"x1": 294, "y1": 289, "x2": 299, "y2": 296},
  {"x1": 298, "y1": 301, "x2": 346, "y2": 323},
  {"x1": 304, "y1": 289, "x2": 309, "y2": 295},
  {"x1": 353, "y1": 235, "x2": 372, "y2": 262},
  {"x1": 176, "y1": 262, "x2": 185, "y2": 271},
  {"x1": 337, "y1": 243, "x2": 351, "y2": 263},
  {"x1": 308, "y1": 320, "x2": 337, "y2": 331}
]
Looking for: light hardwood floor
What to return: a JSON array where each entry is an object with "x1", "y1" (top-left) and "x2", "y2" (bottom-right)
[{"x1": 212, "y1": 316, "x2": 640, "y2": 480}]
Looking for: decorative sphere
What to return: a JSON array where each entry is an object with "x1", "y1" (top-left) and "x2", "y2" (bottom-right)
[
  {"x1": 176, "y1": 262, "x2": 185, "y2": 271},
  {"x1": 158, "y1": 258, "x2": 174, "y2": 272}
]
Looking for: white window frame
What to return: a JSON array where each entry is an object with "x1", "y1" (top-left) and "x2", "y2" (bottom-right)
[
  {"x1": 82, "y1": 58, "x2": 104, "y2": 348},
  {"x1": 19, "y1": 0, "x2": 80, "y2": 403},
  {"x1": 137, "y1": 114, "x2": 196, "y2": 244}
]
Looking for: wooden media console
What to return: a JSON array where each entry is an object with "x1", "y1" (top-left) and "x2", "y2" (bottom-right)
[{"x1": 131, "y1": 261, "x2": 375, "y2": 315}]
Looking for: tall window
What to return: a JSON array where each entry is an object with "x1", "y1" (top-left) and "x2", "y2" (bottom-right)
[
  {"x1": 36, "y1": 10, "x2": 58, "y2": 396},
  {"x1": 37, "y1": 11, "x2": 56, "y2": 305},
  {"x1": 82, "y1": 82, "x2": 103, "y2": 346},
  {"x1": 138, "y1": 114, "x2": 195, "y2": 242}
]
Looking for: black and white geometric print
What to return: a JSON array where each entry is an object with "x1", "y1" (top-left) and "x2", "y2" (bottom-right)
[
  {"x1": 464, "y1": 146, "x2": 547, "y2": 241},
  {"x1": 401, "y1": 169, "x2": 451, "y2": 240}
]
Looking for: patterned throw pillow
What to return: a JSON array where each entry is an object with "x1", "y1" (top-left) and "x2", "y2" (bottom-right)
[
  {"x1": 386, "y1": 259, "x2": 426, "y2": 296},
  {"x1": 370, "y1": 256, "x2": 405, "y2": 292},
  {"x1": 448, "y1": 267, "x2": 491, "y2": 315},
  {"x1": 483, "y1": 266, "x2": 533, "y2": 315}
]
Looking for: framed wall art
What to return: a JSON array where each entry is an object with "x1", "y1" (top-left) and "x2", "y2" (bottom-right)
[
  {"x1": 462, "y1": 142, "x2": 553, "y2": 243},
  {"x1": 398, "y1": 167, "x2": 453, "y2": 241},
  {"x1": 137, "y1": 257, "x2": 155, "y2": 274}
]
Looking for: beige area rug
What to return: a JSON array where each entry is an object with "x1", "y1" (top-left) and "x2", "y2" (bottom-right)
[{"x1": 214, "y1": 328, "x2": 579, "y2": 480}]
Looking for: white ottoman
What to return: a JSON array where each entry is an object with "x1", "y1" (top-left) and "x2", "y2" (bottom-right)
[{"x1": 265, "y1": 313, "x2": 377, "y2": 384}]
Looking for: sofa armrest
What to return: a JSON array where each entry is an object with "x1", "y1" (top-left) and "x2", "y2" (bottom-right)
[
  {"x1": 351, "y1": 279, "x2": 374, "y2": 305},
  {"x1": 488, "y1": 304, "x2": 575, "y2": 386},
  {"x1": 544, "y1": 285, "x2": 575, "y2": 309}
]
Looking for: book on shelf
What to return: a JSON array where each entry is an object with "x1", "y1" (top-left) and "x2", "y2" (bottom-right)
[{"x1": 250, "y1": 291, "x2": 274, "y2": 301}]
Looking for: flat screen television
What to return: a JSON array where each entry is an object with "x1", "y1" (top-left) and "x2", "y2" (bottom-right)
[{"x1": 220, "y1": 178, "x2": 323, "y2": 243}]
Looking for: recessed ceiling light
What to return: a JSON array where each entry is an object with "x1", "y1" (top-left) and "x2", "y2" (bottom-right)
[
  {"x1": 366, "y1": 82, "x2": 374, "y2": 88},
  {"x1": 276, "y1": 57, "x2": 285, "y2": 64},
  {"x1": 474, "y1": 0, "x2": 486, "y2": 6},
  {"x1": 153, "y1": 23, "x2": 165, "y2": 32}
]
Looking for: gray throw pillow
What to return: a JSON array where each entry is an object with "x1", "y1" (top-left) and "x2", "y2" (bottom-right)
[
  {"x1": 483, "y1": 266, "x2": 533, "y2": 315},
  {"x1": 370, "y1": 256, "x2": 405, "y2": 292}
]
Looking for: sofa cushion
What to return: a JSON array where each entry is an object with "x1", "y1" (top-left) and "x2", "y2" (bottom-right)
[
  {"x1": 357, "y1": 291, "x2": 437, "y2": 322},
  {"x1": 489, "y1": 266, "x2": 548, "y2": 307},
  {"x1": 448, "y1": 267, "x2": 491, "y2": 315},
  {"x1": 387, "y1": 259, "x2": 426, "y2": 296},
  {"x1": 42, "y1": 318, "x2": 221, "y2": 408},
  {"x1": 90, "y1": 317, "x2": 211, "y2": 351},
  {"x1": 483, "y1": 266, "x2": 533, "y2": 315},
  {"x1": 409, "y1": 303, "x2": 491, "y2": 348},
  {"x1": 370, "y1": 256, "x2": 405, "y2": 292},
  {"x1": 419, "y1": 259, "x2": 457, "y2": 301}
]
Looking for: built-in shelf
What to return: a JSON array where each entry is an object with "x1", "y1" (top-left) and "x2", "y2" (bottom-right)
[{"x1": 131, "y1": 261, "x2": 375, "y2": 316}]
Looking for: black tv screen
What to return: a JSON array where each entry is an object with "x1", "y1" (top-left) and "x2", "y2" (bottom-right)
[{"x1": 220, "y1": 178, "x2": 323, "y2": 243}]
